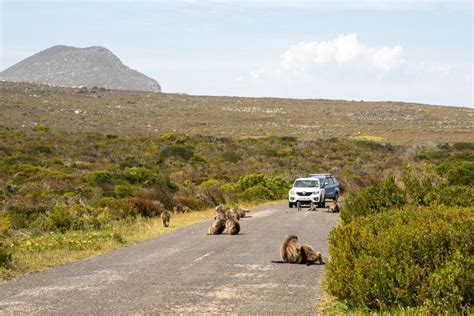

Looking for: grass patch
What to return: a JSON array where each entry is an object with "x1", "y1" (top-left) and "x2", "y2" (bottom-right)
[{"x1": 1, "y1": 209, "x2": 214, "y2": 282}]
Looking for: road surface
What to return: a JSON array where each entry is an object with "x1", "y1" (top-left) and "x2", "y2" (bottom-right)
[{"x1": 0, "y1": 203, "x2": 338, "y2": 315}]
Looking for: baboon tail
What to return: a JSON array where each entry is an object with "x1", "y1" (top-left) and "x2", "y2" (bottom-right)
[{"x1": 271, "y1": 260, "x2": 286, "y2": 264}]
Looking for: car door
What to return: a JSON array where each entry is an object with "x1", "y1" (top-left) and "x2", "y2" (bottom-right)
[{"x1": 326, "y1": 177, "x2": 335, "y2": 198}]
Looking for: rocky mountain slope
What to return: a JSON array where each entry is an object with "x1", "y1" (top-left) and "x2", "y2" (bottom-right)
[{"x1": 0, "y1": 45, "x2": 161, "y2": 92}]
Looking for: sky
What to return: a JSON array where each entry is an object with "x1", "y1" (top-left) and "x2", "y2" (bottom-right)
[{"x1": 1, "y1": 0, "x2": 473, "y2": 107}]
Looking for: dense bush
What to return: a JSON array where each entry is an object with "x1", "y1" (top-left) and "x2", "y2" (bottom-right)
[
  {"x1": 158, "y1": 145, "x2": 194, "y2": 162},
  {"x1": 326, "y1": 206, "x2": 473, "y2": 313},
  {"x1": 232, "y1": 173, "x2": 289, "y2": 201},
  {"x1": 341, "y1": 177, "x2": 406, "y2": 223}
]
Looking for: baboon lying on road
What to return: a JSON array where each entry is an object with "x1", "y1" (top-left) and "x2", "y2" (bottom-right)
[
  {"x1": 272, "y1": 235, "x2": 324, "y2": 265},
  {"x1": 161, "y1": 210, "x2": 171, "y2": 227},
  {"x1": 222, "y1": 217, "x2": 240, "y2": 235},
  {"x1": 300, "y1": 244, "x2": 324, "y2": 265},
  {"x1": 207, "y1": 219, "x2": 226, "y2": 235}
]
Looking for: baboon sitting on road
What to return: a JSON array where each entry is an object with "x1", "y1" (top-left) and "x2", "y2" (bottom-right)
[
  {"x1": 207, "y1": 219, "x2": 226, "y2": 235},
  {"x1": 222, "y1": 217, "x2": 240, "y2": 235},
  {"x1": 161, "y1": 210, "x2": 171, "y2": 227}
]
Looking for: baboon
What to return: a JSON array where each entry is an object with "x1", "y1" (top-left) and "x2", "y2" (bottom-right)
[
  {"x1": 207, "y1": 219, "x2": 226, "y2": 235},
  {"x1": 214, "y1": 212, "x2": 227, "y2": 221},
  {"x1": 215, "y1": 205, "x2": 224, "y2": 213},
  {"x1": 328, "y1": 201, "x2": 340, "y2": 213},
  {"x1": 230, "y1": 208, "x2": 241, "y2": 220},
  {"x1": 161, "y1": 210, "x2": 171, "y2": 227},
  {"x1": 297, "y1": 201, "x2": 302, "y2": 212},
  {"x1": 300, "y1": 244, "x2": 324, "y2": 265},
  {"x1": 222, "y1": 217, "x2": 240, "y2": 235},
  {"x1": 308, "y1": 201, "x2": 318, "y2": 211},
  {"x1": 272, "y1": 235, "x2": 303, "y2": 264},
  {"x1": 237, "y1": 207, "x2": 247, "y2": 218},
  {"x1": 173, "y1": 203, "x2": 188, "y2": 214},
  {"x1": 272, "y1": 235, "x2": 324, "y2": 265}
]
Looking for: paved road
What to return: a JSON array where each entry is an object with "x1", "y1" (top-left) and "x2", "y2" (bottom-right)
[{"x1": 0, "y1": 203, "x2": 339, "y2": 315}]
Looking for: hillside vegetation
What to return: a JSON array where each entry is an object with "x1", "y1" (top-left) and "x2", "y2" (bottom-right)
[
  {"x1": 0, "y1": 126, "x2": 401, "y2": 280},
  {"x1": 1, "y1": 81, "x2": 473, "y2": 145},
  {"x1": 325, "y1": 143, "x2": 474, "y2": 314}
]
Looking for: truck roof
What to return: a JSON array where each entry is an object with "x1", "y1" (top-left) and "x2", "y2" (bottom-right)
[{"x1": 309, "y1": 173, "x2": 332, "y2": 177}]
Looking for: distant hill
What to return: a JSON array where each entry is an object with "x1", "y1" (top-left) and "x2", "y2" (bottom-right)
[
  {"x1": 0, "y1": 81, "x2": 472, "y2": 145},
  {"x1": 0, "y1": 45, "x2": 161, "y2": 92}
]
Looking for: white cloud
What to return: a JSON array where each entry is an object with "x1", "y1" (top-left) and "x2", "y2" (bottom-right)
[
  {"x1": 372, "y1": 46, "x2": 403, "y2": 71},
  {"x1": 279, "y1": 34, "x2": 403, "y2": 72}
]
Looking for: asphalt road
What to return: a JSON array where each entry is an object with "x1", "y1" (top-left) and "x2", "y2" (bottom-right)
[{"x1": 0, "y1": 203, "x2": 339, "y2": 315}]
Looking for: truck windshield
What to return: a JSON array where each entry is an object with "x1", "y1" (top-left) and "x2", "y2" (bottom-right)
[{"x1": 293, "y1": 180, "x2": 319, "y2": 188}]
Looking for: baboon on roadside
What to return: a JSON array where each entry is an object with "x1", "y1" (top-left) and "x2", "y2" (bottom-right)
[
  {"x1": 297, "y1": 201, "x2": 302, "y2": 212},
  {"x1": 300, "y1": 244, "x2": 324, "y2": 265},
  {"x1": 161, "y1": 210, "x2": 171, "y2": 228},
  {"x1": 272, "y1": 235, "x2": 303, "y2": 264},
  {"x1": 173, "y1": 203, "x2": 188, "y2": 214},
  {"x1": 222, "y1": 217, "x2": 240, "y2": 235},
  {"x1": 207, "y1": 219, "x2": 226, "y2": 235}
]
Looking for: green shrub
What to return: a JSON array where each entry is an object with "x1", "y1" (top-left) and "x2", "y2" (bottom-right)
[
  {"x1": 0, "y1": 243, "x2": 12, "y2": 268},
  {"x1": 452, "y1": 142, "x2": 474, "y2": 151},
  {"x1": 40, "y1": 203, "x2": 72, "y2": 232},
  {"x1": 90, "y1": 170, "x2": 113, "y2": 185},
  {"x1": 33, "y1": 145, "x2": 52, "y2": 154},
  {"x1": 114, "y1": 184, "x2": 137, "y2": 198},
  {"x1": 32, "y1": 124, "x2": 49, "y2": 132},
  {"x1": 426, "y1": 184, "x2": 474, "y2": 207},
  {"x1": 222, "y1": 151, "x2": 241, "y2": 163},
  {"x1": 240, "y1": 184, "x2": 274, "y2": 201},
  {"x1": 445, "y1": 161, "x2": 474, "y2": 186},
  {"x1": 121, "y1": 167, "x2": 155, "y2": 184},
  {"x1": 158, "y1": 145, "x2": 194, "y2": 162},
  {"x1": 341, "y1": 177, "x2": 406, "y2": 223},
  {"x1": 403, "y1": 176, "x2": 433, "y2": 206},
  {"x1": 326, "y1": 206, "x2": 473, "y2": 312}
]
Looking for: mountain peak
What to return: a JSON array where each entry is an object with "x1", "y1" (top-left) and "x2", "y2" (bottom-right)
[{"x1": 0, "y1": 45, "x2": 161, "y2": 92}]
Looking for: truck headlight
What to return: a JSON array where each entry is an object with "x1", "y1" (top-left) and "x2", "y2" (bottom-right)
[{"x1": 290, "y1": 190, "x2": 295, "y2": 195}]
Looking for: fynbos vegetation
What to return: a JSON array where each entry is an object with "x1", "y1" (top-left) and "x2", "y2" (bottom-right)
[{"x1": 325, "y1": 144, "x2": 473, "y2": 313}]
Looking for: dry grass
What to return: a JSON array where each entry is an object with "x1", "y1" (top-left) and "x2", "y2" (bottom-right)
[
  {"x1": 1, "y1": 81, "x2": 472, "y2": 145},
  {"x1": 2, "y1": 209, "x2": 214, "y2": 282},
  {"x1": 1, "y1": 202, "x2": 278, "y2": 282}
]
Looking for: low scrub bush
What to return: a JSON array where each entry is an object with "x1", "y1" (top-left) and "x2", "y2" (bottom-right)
[
  {"x1": 341, "y1": 177, "x2": 406, "y2": 223},
  {"x1": 127, "y1": 197, "x2": 162, "y2": 217},
  {"x1": 326, "y1": 206, "x2": 473, "y2": 313},
  {"x1": 0, "y1": 243, "x2": 12, "y2": 268}
]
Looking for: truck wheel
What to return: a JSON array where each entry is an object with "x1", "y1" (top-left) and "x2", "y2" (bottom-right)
[
  {"x1": 321, "y1": 200, "x2": 326, "y2": 208},
  {"x1": 334, "y1": 192, "x2": 339, "y2": 201},
  {"x1": 289, "y1": 202, "x2": 293, "y2": 208}
]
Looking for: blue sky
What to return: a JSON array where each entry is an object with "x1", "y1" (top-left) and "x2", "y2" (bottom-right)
[{"x1": 1, "y1": 0, "x2": 473, "y2": 107}]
